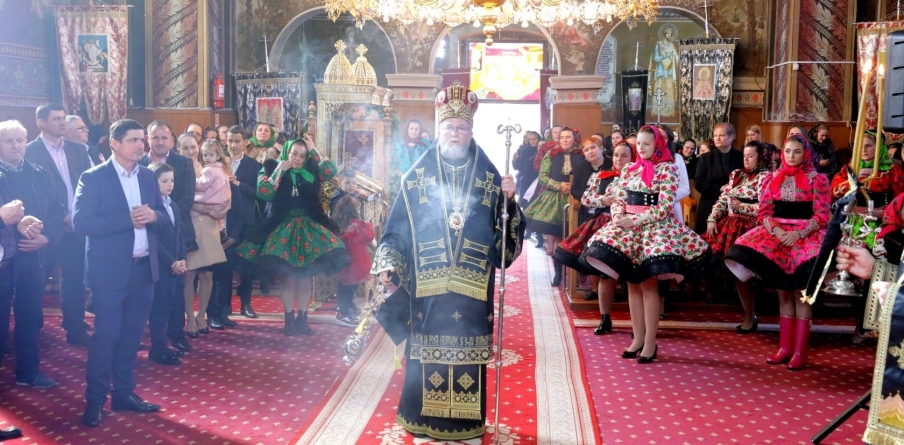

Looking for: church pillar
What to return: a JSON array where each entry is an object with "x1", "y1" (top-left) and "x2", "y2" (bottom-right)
[
  {"x1": 549, "y1": 75, "x2": 604, "y2": 134},
  {"x1": 767, "y1": 0, "x2": 856, "y2": 123},
  {"x1": 149, "y1": 0, "x2": 210, "y2": 108},
  {"x1": 386, "y1": 73, "x2": 442, "y2": 133}
]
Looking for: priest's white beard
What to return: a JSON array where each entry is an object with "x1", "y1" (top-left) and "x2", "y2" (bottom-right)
[{"x1": 439, "y1": 141, "x2": 469, "y2": 160}]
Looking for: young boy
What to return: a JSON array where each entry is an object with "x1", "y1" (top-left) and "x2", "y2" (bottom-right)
[
  {"x1": 330, "y1": 168, "x2": 359, "y2": 216},
  {"x1": 148, "y1": 163, "x2": 189, "y2": 365}
]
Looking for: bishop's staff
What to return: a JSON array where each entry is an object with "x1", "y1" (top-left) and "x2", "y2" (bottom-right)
[{"x1": 493, "y1": 119, "x2": 520, "y2": 445}]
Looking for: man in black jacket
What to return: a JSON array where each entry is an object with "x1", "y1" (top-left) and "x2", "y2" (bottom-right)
[
  {"x1": 210, "y1": 126, "x2": 262, "y2": 327},
  {"x1": 24, "y1": 104, "x2": 93, "y2": 347},
  {"x1": 140, "y1": 120, "x2": 196, "y2": 251},
  {"x1": 0, "y1": 170, "x2": 24, "y2": 442},
  {"x1": 694, "y1": 122, "x2": 744, "y2": 234},
  {"x1": 0, "y1": 119, "x2": 67, "y2": 388},
  {"x1": 64, "y1": 115, "x2": 104, "y2": 166}
]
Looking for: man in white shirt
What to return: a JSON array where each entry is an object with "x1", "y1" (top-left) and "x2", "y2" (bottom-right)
[{"x1": 73, "y1": 119, "x2": 167, "y2": 427}]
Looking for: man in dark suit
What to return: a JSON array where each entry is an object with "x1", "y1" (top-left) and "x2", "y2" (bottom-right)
[
  {"x1": 210, "y1": 126, "x2": 262, "y2": 327},
  {"x1": 64, "y1": 115, "x2": 104, "y2": 167},
  {"x1": 73, "y1": 119, "x2": 166, "y2": 427},
  {"x1": 24, "y1": 104, "x2": 94, "y2": 347},
  {"x1": 694, "y1": 122, "x2": 744, "y2": 234},
  {"x1": 0, "y1": 174, "x2": 23, "y2": 441},
  {"x1": 140, "y1": 120, "x2": 196, "y2": 251},
  {"x1": 0, "y1": 120, "x2": 67, "y2": 388}
]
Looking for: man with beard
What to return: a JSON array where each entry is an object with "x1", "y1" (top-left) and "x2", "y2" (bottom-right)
[{"x1": 373, "y1": 85, "x2": 525, "y2": 440}]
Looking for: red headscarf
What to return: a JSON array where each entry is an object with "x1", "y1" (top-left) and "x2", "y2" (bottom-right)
[
  {"x1": 548, "y1": 127, "x2": 583, "y2": 159},
  {"x1": 879, "y1": 194, "x2": 904, "y2": 240},
  {"x1": 598, "y1": 141, "x2": 636, "y2": 180},
  {"x1": 768, "y1": 134, "x2": 816, "y2": 196},
  {"x1": 627, "y1": 125, "x2": 672, "y2": 187}
]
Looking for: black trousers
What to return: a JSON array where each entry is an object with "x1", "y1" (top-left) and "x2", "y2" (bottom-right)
[
  {"x1": 337, "y1": 283, "x2": 359, "y2": 317},
  {"x1": 148, "y1": 272, "x2": 185, "y2": 351},
  {"x1": 58, "y1": 233, "x2": 88, "y2": 333},
  {"x1": 85, "y1": 259, "x2": 153, "y2": 406},
  {"x1": 0, "y1": 254, "x2": 47, "y2": 381},
  {"x1": 209, "y1": 240, "x2": 252, "y2": 318}
]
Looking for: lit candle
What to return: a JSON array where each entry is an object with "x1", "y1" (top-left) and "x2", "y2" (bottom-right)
[{"x1": 852, "y1": 59, "x2": 873, "y2": 177}]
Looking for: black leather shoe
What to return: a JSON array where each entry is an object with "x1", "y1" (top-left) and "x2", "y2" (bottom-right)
[
  {"x1": 0, "y1": 426, "x2": 22, "y2": 440},
  {"x1": 111, "y1": 394, "x2": 161, "y2": 413},
  {"x1": 149, "y1": 349, "x2": 181, "y2": 366},
  {"x1": 171, "y1": 338, "x2": 192, "y2": 352},
  {"x1": 551, "y1": 274, "x2": 561, "y2": 287},
  {"x1": 82, "y1": 404, "x2": 103, "y2": 427},
  {"x1": 208, "y1": 317, "x2": 225, "y2": 330},
  {"x1": 187, "y1": 330, "x2": 200, "y2": 339},
  {"x1": 736, "y1": 316, "x2": 759, "y2": 334},
  {"x1": 637, "y1": 345, "x2": 658, "y2": 364},
  {"x1": 621, "y1": 344, "x2": 644, "y2": 359},
  {"x1": 240, "y1": 304, "x2": 258, "y2": 319},
  {"x1": 220, "y1": 310, "x2": 238, "y2": 327},
  {"x1": 66, "y1": 331, "x2": 90, "y2": 347},
  {"x1": 594, "y1": 315, "x2": 612, "y2": 335}
]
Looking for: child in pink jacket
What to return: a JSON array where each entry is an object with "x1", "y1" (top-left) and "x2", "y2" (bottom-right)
[{"x1": 193, "y1": 140, "x2": 233, "y2": 246}]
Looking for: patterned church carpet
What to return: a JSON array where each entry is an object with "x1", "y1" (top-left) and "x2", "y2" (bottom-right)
[
  {"x1": 0, "y1": 318, "x2": 355, "y2": 444},
  {"x1": 293, "y1": 246, "x2": 602, "y2": 444}
]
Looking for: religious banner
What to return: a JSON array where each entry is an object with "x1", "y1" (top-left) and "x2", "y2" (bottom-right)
[
  {"x1": 857, "y1": 22, "x2": 904, "y2": 130},
  {"x1": 620, "y1": 69, "x2": 648, "y2": 135},
  {"x1": 677, "y1": 38, "x2": 738, "y2": 142},
  {"x1": 234, "y1": 72, "x2": 304, "y2": 140},
  {"x1": 53, "y1": 5, "x2": 128, "y2": 125},
  {"x1": 864, "y1": 277, "x2": 904, "y2": 444}
]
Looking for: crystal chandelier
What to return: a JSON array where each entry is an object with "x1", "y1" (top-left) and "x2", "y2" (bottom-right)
[{"x1": 325, "y1": 0, "x2": 660, "y2": 45}]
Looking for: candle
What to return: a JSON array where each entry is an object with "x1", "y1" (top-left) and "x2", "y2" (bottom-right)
[
  {"x1": 852, "y1": 59, "x2": 873, "y2": 176},
  {"x1": 869, "y1": 58, "x2": 886, "y2": 184}
]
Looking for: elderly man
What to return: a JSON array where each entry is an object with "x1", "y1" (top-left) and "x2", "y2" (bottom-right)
[
  {"x1": 0, "y1": 120, "x2": 66, "y2": 388},
  {"x1": 64, "y1": 115, "x2": 104, "y2": 166},
  {"x1": 373, "y1": 85, "x2": 525, "y2": 441},
  {"x1": 24, "y1": 104, "x2": 94, "y2": 347}
]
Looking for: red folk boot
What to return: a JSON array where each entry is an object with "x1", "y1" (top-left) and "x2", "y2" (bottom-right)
[
  {"x1": 766, "y1": 316, "x2": 796, "y2": 365},
  {"x1": 788, "y1": 317, "x2": 812, "y2": 370}
]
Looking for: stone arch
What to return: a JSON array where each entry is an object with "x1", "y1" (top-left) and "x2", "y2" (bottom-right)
[{"x1": 269, "y1": 8, "x2": 398, "y2": 76}]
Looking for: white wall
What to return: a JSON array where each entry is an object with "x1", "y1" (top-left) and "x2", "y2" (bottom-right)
[{"x1": 471, "y1": 103, "x2": 540, "y2": 175}]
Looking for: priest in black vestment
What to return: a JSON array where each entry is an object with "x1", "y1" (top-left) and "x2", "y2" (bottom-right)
[
  {"x1": 693, "y1": 123, "x2": 744, "y2": 233},
  {"x1": 372, "y1": 85, "x2": 526, "y2": 441}
]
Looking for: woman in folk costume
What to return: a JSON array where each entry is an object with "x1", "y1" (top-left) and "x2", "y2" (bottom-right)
[
  {"x1": 830, "y1": 130, "x2": 904, "y2": 208},
  {"x1": 724, "y1": 134, "x2": 830, "y2": 370},
  {"x1": 248, "y1": 122, "x2": 280, "y2": 163},
  {"x1": 582, "y1": 126, "x2": 710, "y2": 363},
  {"x1": 236, "y1": 135, "x2": 350, "y2": 336},
  {"x1": 703, "y1": 140, "x2": 771, "y2": 333},
  {"x1": 554, "y1": 141, "x2": 634, "y2": 334},
  {"x1": 524, "y1": 127, "x2": 584, "y2": 286}
]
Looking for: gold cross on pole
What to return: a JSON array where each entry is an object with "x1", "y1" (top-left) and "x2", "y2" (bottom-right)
[
  {"x1": 474, "y1": 172, "x2": 500, "y2": 207},
  {"x1": 344, "y1": 151, "x2": 358, "y2": 170},
  {"x1": 406, "y1": 168, "x2": 436, "y2": 204}
]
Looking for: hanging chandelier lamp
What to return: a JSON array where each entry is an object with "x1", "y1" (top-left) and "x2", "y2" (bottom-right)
[{"x1": 325, "y1": 0, "x2": 660, "y2": 45}]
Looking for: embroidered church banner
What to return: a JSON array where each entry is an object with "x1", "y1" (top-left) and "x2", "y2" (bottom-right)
[
  {"x1": 342, "y1": 129, "x2": 375, "y2": 177},
  {"x1": 53, "y1": 6, "x2": 128, "y2": 125},
  {"x1": 234, "y1": 72, "x2": 303, "y2": 140},
  {"x1": 857, "y1": 22, "x2": 904, "y2": 130},
  {"x1": 677, "y1": 38, "x2": 738, "y2": 142},
  {"x1": 620, "y1": 70, "x2": 648, "y2": 135}
]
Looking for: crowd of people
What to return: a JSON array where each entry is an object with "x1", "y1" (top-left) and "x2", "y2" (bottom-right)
[
  {"x1": 0, "y1": 104, "x2": 376, "y2": 429},
  {"x1": 514, "y1": 121, "x2": 900, "y2": 369},
  {"x1": 0, "y1": 98, "x2": 897, "y2": 438}
]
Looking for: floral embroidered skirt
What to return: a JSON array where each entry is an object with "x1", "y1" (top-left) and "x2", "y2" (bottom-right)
[
  {"x1": 724, "y1": 218, "x2": 823, "y2": 290},
  {"x1": 553, "y1": 212, "x2": 611, "y2": 277},
  {"x1": 580, "y1": 213, "x2": 711, "y2": 283},
  {"x1": 524, "y1": 188, "x2": 568, "y2": 236},
  {"x1": 236, "y1": 213, "x2": 349, "y2": 280},
  {"x1": 702, "y1": 214, "x2": 758, "y2": 260}
]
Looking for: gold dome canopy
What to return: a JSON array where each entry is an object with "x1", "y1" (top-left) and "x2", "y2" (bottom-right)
[
  {"x1": 350, "y1": 44, "x2": 377, "y2": 86},
  {"x1": 324, "y1": 40, "x2": 353, "y2": 84}
]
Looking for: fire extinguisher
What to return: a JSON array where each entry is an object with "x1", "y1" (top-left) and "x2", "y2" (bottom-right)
[{"x1": 213, "y1": 72, "x2": 225, "y2": 109}]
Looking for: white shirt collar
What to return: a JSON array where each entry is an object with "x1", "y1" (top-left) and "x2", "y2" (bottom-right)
[{"x1": 111, "y1": 157, "x2": 139, "y2": 178}]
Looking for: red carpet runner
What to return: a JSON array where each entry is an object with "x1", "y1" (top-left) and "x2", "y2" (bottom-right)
[{"x1": 293, "y1": 247, "x2": 602, "y2": 444}]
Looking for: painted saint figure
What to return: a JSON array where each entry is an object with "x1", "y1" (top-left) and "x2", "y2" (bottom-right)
[{"x1": 649, "y1": 24, "x2": 679, "y2": 118}]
